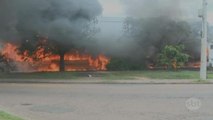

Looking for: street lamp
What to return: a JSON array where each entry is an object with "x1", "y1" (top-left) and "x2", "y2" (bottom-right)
[{"x1": 199, "y1": 0, "x2": 208, "y2": 80}]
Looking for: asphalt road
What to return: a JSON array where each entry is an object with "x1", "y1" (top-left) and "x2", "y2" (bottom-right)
[{"x1": 0, "y1": 83, "x2": 213, "y2": 120}]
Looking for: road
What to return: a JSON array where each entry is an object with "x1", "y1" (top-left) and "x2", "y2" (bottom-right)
[{"x1": 0, "y1": 83, "x2": 213, "y2": 120}]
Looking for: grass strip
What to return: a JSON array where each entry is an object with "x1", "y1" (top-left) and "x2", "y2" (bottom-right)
[{"x1": 0, "y1": 111, "x2": 24, "y2": 120}]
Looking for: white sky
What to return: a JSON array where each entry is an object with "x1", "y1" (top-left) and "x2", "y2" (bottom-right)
[
  {"x1": 98, "y1": 0, "x2": 125, "y2": 17},
  {"x1": 98, "y1": 0, "x2": 213, "y2": 24}
]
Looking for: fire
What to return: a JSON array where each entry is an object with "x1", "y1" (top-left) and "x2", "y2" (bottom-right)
[
  {"x1": 2, "y1": 43, "x2": 26, "y2": 62},
  {"x1": 0, "y1": 43, "x2": 110, "y2": 72}
]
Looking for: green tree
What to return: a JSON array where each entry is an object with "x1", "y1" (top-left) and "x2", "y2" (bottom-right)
[{"x1": 157, "y1": 45, "x2": 190, "y2": 70}]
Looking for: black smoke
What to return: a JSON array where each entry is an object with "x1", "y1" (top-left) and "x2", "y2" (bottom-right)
[
  {"x1": 105, "y1": 0, "x2": 205, "y2": 70},
  {"x1": 124, "y1": 17, "x2": 200, "y2": 60},
  {"x1": 0, "y1": 0, "x2": 102, "y2": 48}
]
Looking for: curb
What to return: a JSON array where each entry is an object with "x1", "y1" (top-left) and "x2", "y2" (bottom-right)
[{"x1": 0, "y1": 79, "x2": 213, "y2": 84}]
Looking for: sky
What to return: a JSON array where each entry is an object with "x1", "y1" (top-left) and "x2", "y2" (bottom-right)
[
  {"x1": 98, "y1": 0, "x2": 213, "y2": 24},
  {"x1": 98, "y1": 0, "x2": 125, "y2": 17}
]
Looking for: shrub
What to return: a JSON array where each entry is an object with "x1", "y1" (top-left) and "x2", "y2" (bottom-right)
[{"x1": 107, "y1": 57, "x2": 145, "y2": 71}]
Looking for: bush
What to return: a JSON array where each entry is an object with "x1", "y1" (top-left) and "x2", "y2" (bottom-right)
[
  {"x1": 157, "y1": 45, "x2": 190, "y2": 70},
  {"x1": 106, "y1": 57, "x2": 145, "y2": 71}
]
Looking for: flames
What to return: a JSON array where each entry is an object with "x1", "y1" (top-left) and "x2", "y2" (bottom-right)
[{"x1": 1, "y1": 43, "x2": 110, "y2": 72}]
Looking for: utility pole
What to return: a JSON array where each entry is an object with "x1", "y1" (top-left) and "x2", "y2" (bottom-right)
[{"x1": 199, "y1": 0, "x2": 208, "y2": 80}]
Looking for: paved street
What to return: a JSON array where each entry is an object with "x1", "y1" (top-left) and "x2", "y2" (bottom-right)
[{"x1": 0, "y1": 83, "x2": 213, "y2": 120}]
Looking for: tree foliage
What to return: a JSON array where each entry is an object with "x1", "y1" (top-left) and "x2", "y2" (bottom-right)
[{"x1": 157, "y1": 45, "x2": 190, "y2": 70}]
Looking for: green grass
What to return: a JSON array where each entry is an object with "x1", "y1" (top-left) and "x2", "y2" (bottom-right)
[
  {"x1": 0, "y1": 111, "x2": 24, "y2": 120},
  {"x1": 100, "y1": 71, "x2": 201, "y2": 80},
  {"x1": 0, "y1": 72, "x2": 82, "y2": 80},
  {"x1": 0, "y1": 70, "x2": 213, "y2": 80},
  {"x1": 140, "y1": 71, "x2": 200, "y2": 79}
]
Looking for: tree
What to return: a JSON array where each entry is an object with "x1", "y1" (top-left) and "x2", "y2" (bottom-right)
[
  {"x1": 17, "y1": 31, "x2": 97, "y2": 72},
  {"x1": 157, "y1": 45, "x2": 190, "y2": 70}
]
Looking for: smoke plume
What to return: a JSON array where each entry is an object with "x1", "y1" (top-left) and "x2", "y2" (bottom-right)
[
  {"x1": 0, "y1": 0, "x2": 207, "y2": 70},
  {"x1": 121, "y1": 0, "x2": 204, "y2": 21},
  {"x1": 113, "y1": 0, "x2": 204, "y2": 66},
  {"x1": 0, "y1": 0, "x2": 102, "y2": 48}
]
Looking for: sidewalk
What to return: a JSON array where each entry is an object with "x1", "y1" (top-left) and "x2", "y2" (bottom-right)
[{"x1": 0, "y1": 79, "x2": 212, "y2": 84}]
